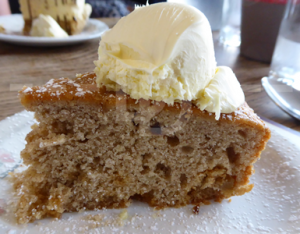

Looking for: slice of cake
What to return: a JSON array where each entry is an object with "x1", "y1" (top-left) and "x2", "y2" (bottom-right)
[
  {"x1": 12, "y1": 2, "x2": 271, "y2": 224},
  {"x1": 14, "y1": 73, "x2": 270, "y2": 224},
  {"x1": 19, "y1": 0, "x2": 92, "y2": 35}
]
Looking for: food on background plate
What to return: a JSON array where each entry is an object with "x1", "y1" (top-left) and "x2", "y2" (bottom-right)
[
  {"x1": 19, "y1": 0, "x2": 92, "y2": 36},
  {"x1": 12, "y1": 2, "x2": 271, "y2": 224},
  {"x1": 30, "y1": 14, "x2": 69, "y2": 38},
  {"x1": 0, "y1": 25, "x2": 5, "y2": 34}
]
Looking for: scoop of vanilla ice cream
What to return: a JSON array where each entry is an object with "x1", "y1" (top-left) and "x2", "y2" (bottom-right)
[
  {"x1": 95, "y1": 3, "x2": 216, "y2": 103},
  {"x1": 196, "y1": 66, "x2": 245, "y2": 118},
  {"x1": 94, "y1": 2, "x2": 245, "y2": 120},
  {"x1": 30, "y1": 14, "x2": 68, "y2": 38}
]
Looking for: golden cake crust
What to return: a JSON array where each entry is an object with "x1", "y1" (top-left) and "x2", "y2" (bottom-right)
[{"x1": 19, "y1": 72, "x2": 270, "y2": 133}]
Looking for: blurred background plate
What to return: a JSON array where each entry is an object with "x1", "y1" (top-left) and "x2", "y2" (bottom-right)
[{"x1": 0, "y1": 14, "x2": 109, "y2": 46}]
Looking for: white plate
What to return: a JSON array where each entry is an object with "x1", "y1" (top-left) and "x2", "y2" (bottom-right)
[
  {"x1": 0, "y1": 14, "x2": 109, "y2": 46},
  {"x1": 0, "y1": 111, "x2": 300, "y2": 234}
]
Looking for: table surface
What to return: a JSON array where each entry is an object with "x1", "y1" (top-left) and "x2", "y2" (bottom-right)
[{"x1": 0, "y1": 18, "x2": 299, "y2": 132}]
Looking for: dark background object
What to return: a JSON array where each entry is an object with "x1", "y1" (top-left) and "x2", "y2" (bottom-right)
[
  {"x1": 240, "y1": 0, "x2": 286, "y2": 63},
  {"x1": 8, "y1": 0, "x2": 20, "y2": 13},
  {"x1": 89, "y1": 0, "x2": 130, "y2": 17},
  {"x1": 133, "y1": 0, "x2": 166, "y2": 3}
]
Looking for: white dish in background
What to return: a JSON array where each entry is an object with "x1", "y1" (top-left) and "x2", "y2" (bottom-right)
[
  {"x1": 0, "y1": 14, "x2": 109, "y2": 46},
  {"x1": 0, "y1": 111, "x2": 300, "y2": 233}
]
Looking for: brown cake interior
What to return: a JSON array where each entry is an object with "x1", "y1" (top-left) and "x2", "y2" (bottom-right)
[{"x1": 12, "y1": 73, "x2": 271, "y2": 224}]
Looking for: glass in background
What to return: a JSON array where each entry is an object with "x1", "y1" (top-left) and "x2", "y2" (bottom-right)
[
  {"x1": 168, "y1": 0, "x2": 224, "y2": 31},
  {"x1": 240, "y1": 0, "x2": 286, "y2": 63},
  {"x1": 270, "y1": 0, "x2": 300, "y2": 88},
  {"x1": 219, "y1": 0, "x2": 242, "y2": 47},
  {"x1": 262, "y1": 0, "x2": 300, "y2": 120}
]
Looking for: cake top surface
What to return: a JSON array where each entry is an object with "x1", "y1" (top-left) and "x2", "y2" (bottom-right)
[{"x1": 19, "y1": 73, "x2": 267, "y2": 129}]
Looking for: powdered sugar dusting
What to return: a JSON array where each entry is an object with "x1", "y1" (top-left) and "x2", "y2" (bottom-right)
[
  {"x1": 35, "y1": 87, "x2": 47, "y2": 93},
  {"x1": 22, "y1": 87, "x2": 32, "y2": 93},
  {"x1": 45, "y1": 79, "x2": 55, "y2": 87},
  {"x1": 23, "y1": 77, "x2": 97, "y2": 99},
  {"x1": 0, "y1": 113, "x2": 299, "y2": 233}
]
